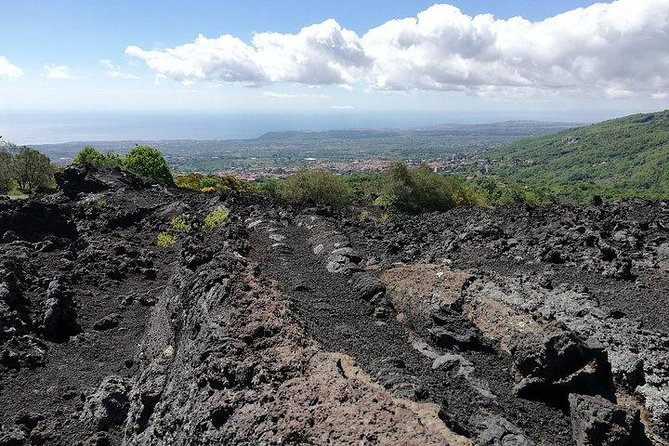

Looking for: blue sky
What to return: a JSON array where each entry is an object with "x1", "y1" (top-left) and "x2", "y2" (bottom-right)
[{"x1": 0, "y1": 0, "x2": 667, "y2": 119}]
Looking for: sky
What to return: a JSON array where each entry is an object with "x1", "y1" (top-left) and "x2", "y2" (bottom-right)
[{"x1": 1, "y1": 0, "x2": 668, "y2": 120}]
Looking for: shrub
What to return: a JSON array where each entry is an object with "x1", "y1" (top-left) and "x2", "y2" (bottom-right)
[
  {"x1": 74, "y1": 146, "x2": 122, "y2": 169},
  {"x1": 279, "y1": 169, "x2": 353, "y2": 208},
  {"x1": 169, "y1": 214, "x2": 190, "y2": 232},
  {"x1": 174, "y1": 173, "x2": 254, "y2": 193},
  {"x1": 123, "y1": 145, "x2": 174, "y2": 186},
  {"x1": 377, "y1": 162, "x2": 483, "y2": 213},
  {"x1": 203, "y1": 207, "x2": 230, "y2": 230},
  {"x1": 0, "y1": 149, "x2": 14, "y2": 193},
  {"x1": 157, "y1": 232, "x2": 176, "y2": 248},
  {"x1": 14, "y1": 147, "x2": 54, "y2": 194}
]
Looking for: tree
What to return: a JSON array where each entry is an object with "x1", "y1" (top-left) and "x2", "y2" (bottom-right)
[
  {"x1": 0, "y1": 149, "x2": 14, "y2": 192},
  {"x1": 123, "y1": 145, "x2": 174, "y2": 186},
  {"x1": 279, "y1": 169, "x2": 353, "y2": 208},
  {"x1": 14, "y1": 147, "x2": 53, "y2": 193}
]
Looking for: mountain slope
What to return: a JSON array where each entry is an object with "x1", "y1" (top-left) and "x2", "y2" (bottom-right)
[{"x1": 488, "y1": 110, "x2": 669, "y2": 200}]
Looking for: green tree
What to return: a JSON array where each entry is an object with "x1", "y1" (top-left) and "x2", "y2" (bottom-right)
[
  {"x1": 73, "y1": 145, "x2": 121, "y2": 169},
  {"x1": 123, "y1": 145, "x2": 174, "y2": 186},
  {"x1": 14, "y1": 147, "x2": 53, "y2": 193},
  {"x1": 279, "y1": 169, "x2": 353, "y2": 208},
  {"x1": 378, "y1": 162, "x2": 482, "y2": 213},
  {"x1": 0, "y1": 149, "x2": 14, "y2": 192}
]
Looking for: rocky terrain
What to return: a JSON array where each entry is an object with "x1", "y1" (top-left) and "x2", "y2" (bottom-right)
[{"x1": 0, "y1": 166, "x2": 668, "y2": 445}]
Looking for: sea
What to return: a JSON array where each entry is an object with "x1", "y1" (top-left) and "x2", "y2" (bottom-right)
[{"x1": 0, "y1": 110, "x2": 605, "y2": 146}]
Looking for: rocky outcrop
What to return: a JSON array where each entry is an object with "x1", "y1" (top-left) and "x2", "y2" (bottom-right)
[{"x1": 568, "y1": 394, "x2": 644, "y2": 446}]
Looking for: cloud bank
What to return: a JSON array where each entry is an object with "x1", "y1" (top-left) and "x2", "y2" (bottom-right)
[
  {"x1": 0, "y1": 56, "x2": 23, "y2": 78},
  {"x1": 126, "y1": 0, "x2": 669, "y2": 98}
]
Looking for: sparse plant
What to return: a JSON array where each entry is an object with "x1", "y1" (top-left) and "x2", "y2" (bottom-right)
[
  {"x1": 203, "y1": 207, "x2": 230, "y2": 230},
  {"x1": 379, "y1": 212, "x2": 391, "y2": 223},
  {"x1": 157, "y1": 232, "x2": 176, "y2": 248},
  {"x1": 169, "y1": 214, "x2": 190, "y2": 232},
  {"x1": 358, "y1": 210, "x2": 370, "y2": 221}
]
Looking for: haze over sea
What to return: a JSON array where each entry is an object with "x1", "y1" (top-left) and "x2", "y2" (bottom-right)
[{"x1": 0, "y1": 110, "x2": 617, "y2": 146}]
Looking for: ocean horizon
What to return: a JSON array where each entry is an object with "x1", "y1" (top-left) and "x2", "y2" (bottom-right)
[{"x1": 0, "y1": 110, "x2": 606, "y2": 146}]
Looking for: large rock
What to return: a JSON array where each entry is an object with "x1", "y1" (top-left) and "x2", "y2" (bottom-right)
[
  {"x1": 509, "y1": 324, "x2": 614, "y2": 403},
  {"x1": 568, "y1": 394, "x2": 645, "y2": 446},
  {"x1": 80, "y1": 376, "x2": 131, "y2": 431},
  {"x1": 42, "y1": 279, "x2": 79, "y2": 341},
  {"x1": 54, "y1": 165, "x2": 109, "y2": 198}
]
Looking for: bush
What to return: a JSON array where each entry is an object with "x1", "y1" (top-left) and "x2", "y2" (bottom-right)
[
  {"x1": 174, "y1": 173, "x2": 254, "y2": 193},
  {"x1": 472, "y1": 177, "x2": 554, "y2": 205},
  {"x1": 74, "y1": 146, "x2": 122, "y2": 169},
  {"x1": 377, "y1": 162, "x2": 483, "y2": 213},
  {"x1": 157, "y1": 232, "x2": 176, "y2": 248},
  {"x1": 14, "y1": 147, "x2": 54, "y2": 193},
  {"x1": 0, "y1": 149, "x2": 14, "y2": 193},
  {"x1": 203, "y1": 207, "x2": 230, "y2": 230},
  {"x1": 279, "y1": 169, "x2": 353, "y2": 208},
  {"x1": 123, "y1": 145, "x2": 174, "y2": 186},
  {"x1": 169, "y1": 214, "x2": 190, "y2": 232}
]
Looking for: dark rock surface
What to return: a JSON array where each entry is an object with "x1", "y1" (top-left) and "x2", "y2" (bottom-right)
[{"x1": 0, "y1": 166, "x2": 667, "y2": 445}]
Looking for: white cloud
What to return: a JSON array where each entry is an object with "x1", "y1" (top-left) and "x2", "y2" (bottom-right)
[
  {"x1": 126, "y1": 0, "x2": 669, "y2": 98},
  {"x1": 126, "y1": 19, "x2": 368, "y2": 86},
  {"x1": 262, "y1": 91, "x2": 330, "y2": 99},
  {"x1": 0, "y1": 56, "x2": 23, "y2": 78},
  {"x1": 100, "y1": 59, "x2": 139, "y2": 79},
  {"x1": 44, "y1": 64, "x2": 74, "y2": 80},
  {"x1": 331, "y1": 105, "x2": 356, "y2": 110}
]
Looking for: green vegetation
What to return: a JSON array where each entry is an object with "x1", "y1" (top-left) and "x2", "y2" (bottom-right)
[
  {"x1": 0, "y1": 149, "x2": 14, "y2": 193},
  {"x1": 174, "y1": 172, "x2": 254, "y2": 193},
  {"x1": 203, "y1": 207, "x2": 230, "y2": 230},
  {"x1": 123, "y1": 145, "x2": 174, "y2": 186},
  {"x1": 157, "y1": 232, "x2": 177, "y2": 248},
  {"x1": 73, "y1": 145, "x2": 122, "y2": 169},
  {"x1": 471, "y1": 177, "x2": 555, "y2": 206},
  {"x1": 489, "y1": 110, "x2": 669, "y2": 201},
  {"x1": 169, "y1": 214, "x2": 191, "y2": 232},
  {"x1": 278, "y1": 169, "x2": 353, "y2": 208},
  {"x1": 12, "y1": 147, "x2": 54, "y2": 194},
  {"x1": 375, "y1": 163, "x2": 483, "y2": 213}
]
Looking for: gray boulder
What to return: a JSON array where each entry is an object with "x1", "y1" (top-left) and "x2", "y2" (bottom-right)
[
  {"x1": 81, "y1": 376, "x2": 131, "y2": 431},
  {"x1": 568, "y1": 394, "x2": 645, "y2": 446}
]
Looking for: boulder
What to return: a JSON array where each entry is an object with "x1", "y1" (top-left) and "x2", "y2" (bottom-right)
[
  {"x1": 54, "y1": 165, "x2": 109, "y2": 198},
  {"x1": 568, "y1": 394, "x2": 644, "y2": 446},
  {"x1": 80, "y1": 376, "x2": 131, "y2": 431},
  {"x1": 509, "y1": 324, "x2": 614, "y2": 403},
  {"x1": 42, "y1": 279, "x2": 79, "y2": 340}
]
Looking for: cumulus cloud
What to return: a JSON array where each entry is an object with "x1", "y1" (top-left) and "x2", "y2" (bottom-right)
[
  {"x1": 0, "y1": 56, "x2": 23, "y2": 78},
  {"x1": 125, "y1": 19, "x2": 368, "y2": 86},
  {"x1": 126, "y1": 0, "x2": 669, "y2": 98},
  {"x1": 44, "y1": 64, "x2": 74, "y2": 79},
  {"x1": 100, "y1": 59, "x2": 139, "y2": 79}
]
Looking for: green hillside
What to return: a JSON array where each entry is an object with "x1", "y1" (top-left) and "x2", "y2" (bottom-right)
[{"x1": 488, "y1": 110, "x2": 669, "y2": 201}]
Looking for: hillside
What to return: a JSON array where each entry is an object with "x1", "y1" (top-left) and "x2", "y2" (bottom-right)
[
  {"x1": 0, "y1": 166, "x2": 668, "y2": 444},
  {"x1": 32, "y1": 120, "x2": 576, "y2": 173},
  {"x1": 489, "y1": 110, "x2": 669, "y2": 201}
]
